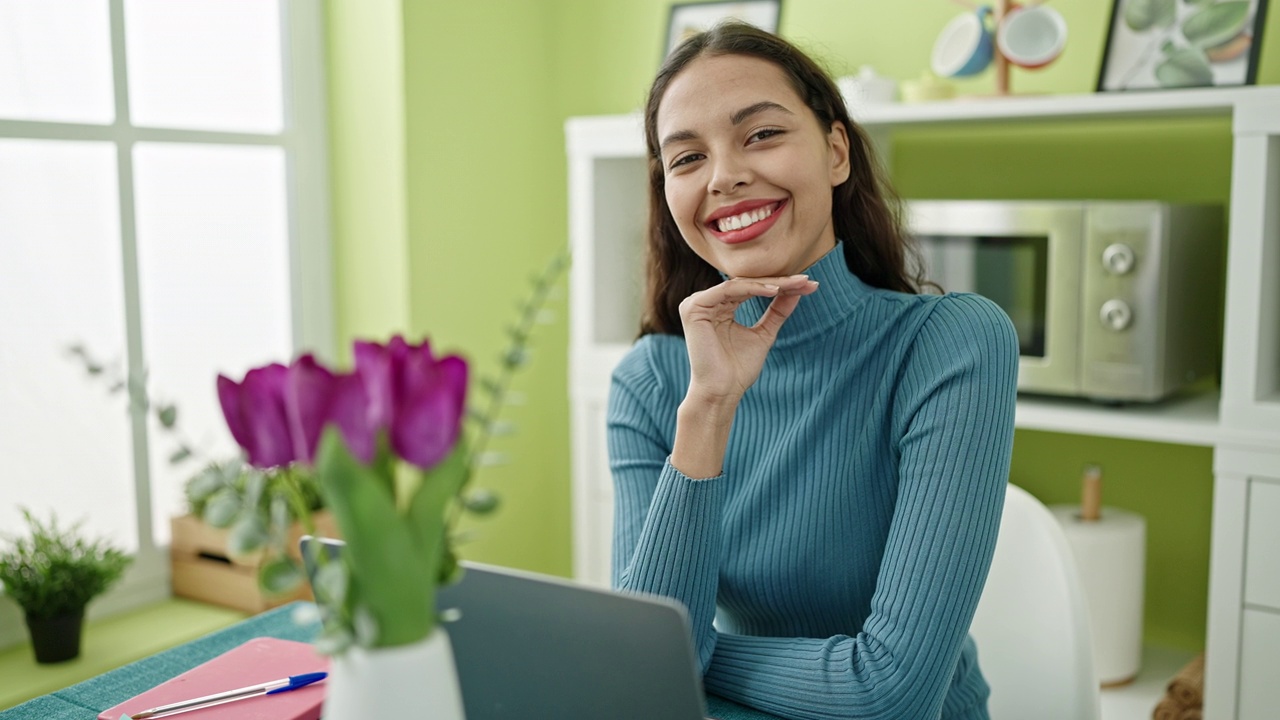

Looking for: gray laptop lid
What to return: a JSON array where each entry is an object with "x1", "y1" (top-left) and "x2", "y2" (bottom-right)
[{"x1": 301, "y1": 537, "x2": 707, "y2": 720}]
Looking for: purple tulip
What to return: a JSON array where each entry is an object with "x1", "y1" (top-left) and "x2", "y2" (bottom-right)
[
  {"x1": 354, "y1": 336, "x2": 468, "y2": 470},
  {"x1": 285, "y1": 355, "x2": 377, "y2": 464},
  {"x1": 217, "y1": 364, "x2": 296, "y2": 468}
]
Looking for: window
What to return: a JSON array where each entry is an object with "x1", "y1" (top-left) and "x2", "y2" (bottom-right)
[{"x1": 0, "y1": 0, "x2": 330, "y2": 606}]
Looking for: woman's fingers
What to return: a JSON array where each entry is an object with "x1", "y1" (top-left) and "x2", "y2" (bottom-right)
[
  {"x1": 754, "y1": 291, "x2": 804, "y2": 337},
  {"x1": 680, "y1": 275, "x2": 814, "y2": 318}
]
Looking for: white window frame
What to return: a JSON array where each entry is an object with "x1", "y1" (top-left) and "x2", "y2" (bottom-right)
[{"x1": 0, "y1": 0, "x2": 331, "y2": 641}]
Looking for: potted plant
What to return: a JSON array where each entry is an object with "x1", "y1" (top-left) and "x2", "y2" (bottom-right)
[
  {"x1": 213, "y1": 251, "x2": 566, "y2": 719},
  {"x1": 0, "y1": 509, "x2": 132, "y2": 663},
  {"x1": 68, "y1": 345, "x2": 334, "y2": 610}
]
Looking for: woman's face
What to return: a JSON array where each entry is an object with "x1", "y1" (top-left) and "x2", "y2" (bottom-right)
[{"x1": 655, "y1": 53, "x2": 850, "y2": 279}]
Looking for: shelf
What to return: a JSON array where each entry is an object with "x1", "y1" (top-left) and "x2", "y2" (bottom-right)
[
  {"x1": 1015, "y1": 391, "x2": 1220, "y2": 447},
  {"x1": 853, "y1": 85, "x2": 1280, "y2": 128},
  {"x1": 1100, "y1": 645, "x2": 1198, "y2": 720}
]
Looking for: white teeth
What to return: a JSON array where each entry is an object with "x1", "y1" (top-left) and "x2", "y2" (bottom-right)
[{"x1": 715, "y1": 204, "x2": 775, "y2": 232}]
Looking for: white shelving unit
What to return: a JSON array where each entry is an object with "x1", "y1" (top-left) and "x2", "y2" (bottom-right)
[{"x1": 567, "y1": 85, "x2": 1280, "y2": 719}]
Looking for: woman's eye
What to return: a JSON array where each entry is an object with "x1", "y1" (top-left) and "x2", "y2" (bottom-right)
[
  {"x1": 749, "y1": 128, "x2": 783, "y2": 143},
  {"x1": 669, "y1": 153, "x2": 703, "y2": 169}
]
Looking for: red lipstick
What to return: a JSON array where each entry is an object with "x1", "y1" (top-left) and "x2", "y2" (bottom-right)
[{"x1": 705, "y1": 198, "x2": 786, "y2": 245}]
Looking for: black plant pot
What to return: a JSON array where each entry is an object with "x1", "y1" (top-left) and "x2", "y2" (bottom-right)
[{"x1": 25, "y1": 610, "x2": 85, "y2": 664}]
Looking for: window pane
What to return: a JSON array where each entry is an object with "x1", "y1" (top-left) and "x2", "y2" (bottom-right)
[
  {"x1": 0, "y1": 140, "x2": 137, "y2": 550},
  {"x1": 123, "y1": 0, "x2": 283, "y2": 133},
  {"x1": 132, "y1": 143, "x2": 292, "y2": 543},
  {"x1": 0, "y1": 0, "x2": 114, "y2": 123}
]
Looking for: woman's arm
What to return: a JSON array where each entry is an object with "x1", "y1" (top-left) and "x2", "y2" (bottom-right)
[
  {"x1": 609, "y1": 274, "x2": 816, "y2": 671},
  {"x1": 702, "y1": 294, "x2": 1019, "y2": 720}
]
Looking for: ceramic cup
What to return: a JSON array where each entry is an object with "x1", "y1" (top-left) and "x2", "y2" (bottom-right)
[
  {"x1": 997, "y1": 4, "x2": 1067, "y2": 70},
  {"x1": 931, "y1": 6, "x2": 994, "y2": 78}
]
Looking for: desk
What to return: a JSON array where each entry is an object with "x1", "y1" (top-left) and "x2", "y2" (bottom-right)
[{"x1": 0, "y1": 603, "x2": 779, "y2": 720}]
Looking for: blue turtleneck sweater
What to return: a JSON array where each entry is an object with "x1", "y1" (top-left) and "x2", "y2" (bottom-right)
[{"x1": 606, "y1": 243, "x2": 1018, "y2": 720}]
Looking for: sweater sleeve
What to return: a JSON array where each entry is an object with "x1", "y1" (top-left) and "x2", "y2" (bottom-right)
[
  {"x1": 702, "y1": 294, "x2": 1019, "y2": 720},
  {"x1": 606, "y1": 340, "x2": 725, "y2": 672}
]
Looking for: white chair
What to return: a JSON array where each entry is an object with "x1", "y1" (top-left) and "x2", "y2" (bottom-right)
[{"x1": 970, "y1": 484, "x2": 1101, "y2": 720}]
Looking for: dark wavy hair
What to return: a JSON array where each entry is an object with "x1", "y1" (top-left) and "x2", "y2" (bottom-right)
[{"x1": 640, "y1": 22, "x2": 931, "y2": 337}]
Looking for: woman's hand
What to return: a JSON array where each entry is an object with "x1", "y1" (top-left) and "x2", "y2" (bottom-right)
[
  {"x1": 670, "y1": 274, "x2": 817, "y2": 479},
  {"x1": 680, "y1": 274, "x2": 818, "y2": 406}
]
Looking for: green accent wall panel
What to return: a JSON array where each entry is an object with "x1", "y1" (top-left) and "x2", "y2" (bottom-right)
[{"x1": 1010, "y1": 430, "x2": 1214, "y2": 653}]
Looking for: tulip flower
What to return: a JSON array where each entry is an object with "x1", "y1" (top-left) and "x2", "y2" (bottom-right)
[
  {"x1": 216, "y1": 364, "x2": 295, "y2": 468},
  {"x1": 353, "y1": 337, "x2": 468, "y2": 471},
  {"x1": 285, "y1": 355, "x2": 377, "y2": 465}
]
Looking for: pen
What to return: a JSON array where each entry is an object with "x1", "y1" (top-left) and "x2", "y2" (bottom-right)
[{"x1": 120, "y1": 671, "x2": 327, "y2": 720}]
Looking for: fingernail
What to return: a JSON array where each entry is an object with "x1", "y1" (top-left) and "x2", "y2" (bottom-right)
[{"x1": 764, "y1": 284, "x2": 780, "y2": 291}]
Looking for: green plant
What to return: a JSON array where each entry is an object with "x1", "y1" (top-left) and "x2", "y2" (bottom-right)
[
  {"x1": 214, "y1": 249, "x2": 568, "y2": 651},
  {"x1": 0, "y1": 509, "x2": 133, "y2": 619},
  {"x1": 182, "y1": 458, "x2": 325, "y2": 593},
  {"x1": 66, "y1": 345, "x2": 201, "y2": 467},
  {"x1": 69, "y1": 342, "x2": 328, "y2": 589}
]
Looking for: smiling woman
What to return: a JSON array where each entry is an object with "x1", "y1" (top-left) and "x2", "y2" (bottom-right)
[{"x1": 606, "y1": 22, "x2": 1020, "y2": 720}]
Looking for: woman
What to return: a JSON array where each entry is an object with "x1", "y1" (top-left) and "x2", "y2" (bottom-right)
[{"x1": 606, "y1": 22, "x2": 1019, "y2": 720}]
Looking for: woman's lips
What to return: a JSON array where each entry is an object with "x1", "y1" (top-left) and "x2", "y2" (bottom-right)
[{"x1": 706, "y1": 199, "x2": 787, "y2": 245}]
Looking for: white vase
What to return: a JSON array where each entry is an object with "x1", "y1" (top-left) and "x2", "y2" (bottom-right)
[{"x1": 324, "y1": 627, "x2": 466, "y2": 719}]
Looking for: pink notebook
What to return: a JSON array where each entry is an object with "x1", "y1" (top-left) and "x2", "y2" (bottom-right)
[{"x1": 97, "y1": 637, "x2": 329, "y2": 720}]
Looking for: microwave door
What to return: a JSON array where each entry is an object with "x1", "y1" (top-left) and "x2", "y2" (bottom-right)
[{"x1": 910, "y1": 203, "x2": 1083, "y2": 397}]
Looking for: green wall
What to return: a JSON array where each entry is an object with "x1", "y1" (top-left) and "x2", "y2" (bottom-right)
[{"x1": 327, "y1": 0, "x2": 1280, "y2": 652}]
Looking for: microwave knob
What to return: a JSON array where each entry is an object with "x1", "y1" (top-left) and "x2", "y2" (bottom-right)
[
  {"x1": 1100, "y1": 299, "x2": 1133, "y2": 331},
  {"x1": 1102, "y1": 243, "x2": 1137, "y2": 275}
]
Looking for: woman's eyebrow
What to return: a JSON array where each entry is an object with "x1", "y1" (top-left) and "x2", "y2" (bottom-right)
[
  {"x1": 730, "y1": 100, "x2": 793, "y2": 125},
  {"x1": 659, "y1": 101, "x2": 795, "y2": 152}
]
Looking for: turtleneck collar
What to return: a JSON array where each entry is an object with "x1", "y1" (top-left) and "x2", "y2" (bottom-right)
[{"x1": 726, "y1": 242, "x2": 874, "y2": 348}]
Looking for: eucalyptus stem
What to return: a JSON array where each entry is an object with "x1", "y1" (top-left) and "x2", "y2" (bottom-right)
[{"x1": 444, "y1": 250, "x2": 569, "y2": 534}]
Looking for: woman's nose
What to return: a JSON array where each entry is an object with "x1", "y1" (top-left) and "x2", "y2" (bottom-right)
[{"x1": 708, "y1": 152, "x2": 751, "y2": 195}]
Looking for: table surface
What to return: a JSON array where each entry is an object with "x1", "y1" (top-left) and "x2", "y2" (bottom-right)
[{"x1": 0, "y1": 603, "x2": 780, "y2": 720}]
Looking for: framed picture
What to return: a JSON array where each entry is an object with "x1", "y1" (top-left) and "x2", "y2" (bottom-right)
[
  {"x1": 1098, "y1": 0, "x2": 1269, "y2": 91},
  {"x1": 664, "y1": 0, "x2": 782, "y2": 57}
]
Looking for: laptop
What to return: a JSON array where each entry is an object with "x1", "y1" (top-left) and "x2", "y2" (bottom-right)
[{"x1": 299, "y1": 537, "x2": 709, "y2": 720}]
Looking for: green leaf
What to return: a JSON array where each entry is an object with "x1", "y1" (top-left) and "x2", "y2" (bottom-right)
[
  {"x1": 1155, "y1": 47, "x2": 1214, "y2": 86},
  {"x1": 1183, "y1": 0, "x2": 1214, "y2": 7},
  {"x1": 1161, "y1": 38, "x2": 1178, "y2": 55},
  {"x1": 244, "y1": 469, "x2": 267, "y2": 509},
  {"x1": 407, "y1": 442, "x2": 470, "y2": 589},
  {"x1": 258, "y1": 556, "x2": 303, "y2": 595},
  {"x1": 353, "y1": 604, "x2": 381, "y2": 646},
  {"x1": 462, "y1": 488, "x2": 500, "y2": 515},
  {"x1": 227, "y1": 514, "x2": 269, "y2": 555},
  {"x1": 314, "y1": 561, "x2": 348, "y2": 606},
  {"x1": 1125, "y1": 0, "x2": 1177, "y2": 31},
  {"x1": 157, "y1": 404, "x2": 177, "y2": 429},
  {"x1": 202, "y1": 489, "x2": 241, "y2": 528},
  {"x1": 168, "y1": 446, "x2": 193, "y2": 464},
  {"x1": 314, "y1": 626, "x2": 354, "y2": 656},
  {"x1": 502, "y1": 348, "x2": 529, "y2": 368},
  {"x1": 1181, "y1": 1, "x2": 1250, "y2": 49},
  {"x1": 1156, "y1": 49, "x2": 1212, "y2": 87},
  {"x1": 315, "y1": 428, "x2": 434, "y2": 647},
  {"x1": 185, "y1": 466, "x2": 226, "y2": 502}
]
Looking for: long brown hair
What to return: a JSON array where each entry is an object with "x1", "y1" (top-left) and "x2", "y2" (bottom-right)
[{"x1": 640, "y1": 22, "x2": 930, "y2": 337}]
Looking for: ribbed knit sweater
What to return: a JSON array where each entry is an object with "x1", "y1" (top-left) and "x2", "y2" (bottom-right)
[{"x1": 606, "y1": 243, "x2": 1019, "y2": 720}]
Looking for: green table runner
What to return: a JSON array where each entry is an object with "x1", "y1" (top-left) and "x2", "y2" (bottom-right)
[{"x1": 0, "y1": 603, "x2": 777, "y2": 720}]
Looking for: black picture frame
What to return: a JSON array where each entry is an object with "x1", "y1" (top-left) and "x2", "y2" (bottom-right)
[
  {"x1": 664, "y1": 0, "x2": 783, "y2": 58},
  {"x1": 1097, "y1": 0, "x2": 1269, "y2": 92}
]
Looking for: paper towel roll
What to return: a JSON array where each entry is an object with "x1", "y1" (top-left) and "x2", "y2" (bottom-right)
[{"x1": 1050, "y1": 505, "x2": 1146, "y2": 686}]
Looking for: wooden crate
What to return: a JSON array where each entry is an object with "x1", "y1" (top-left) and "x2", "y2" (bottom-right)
[{"x1": 170, "y1": 511, "x2": 339, "y2": 614}]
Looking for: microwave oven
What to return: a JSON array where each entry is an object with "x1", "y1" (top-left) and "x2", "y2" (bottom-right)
[{"x1": 905, "y1": 200, "x2": 1224, "y2": 403}]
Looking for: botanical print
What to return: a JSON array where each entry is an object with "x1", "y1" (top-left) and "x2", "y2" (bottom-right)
[{"x1": 1099, "y1": 0, "x2": 1266, "y2": 90}]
